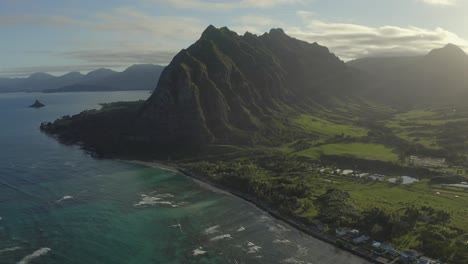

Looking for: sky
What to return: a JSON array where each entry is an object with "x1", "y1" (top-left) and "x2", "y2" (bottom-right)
[{"x1": 1, "y1": 0, "x2": 468, "y2": 77}]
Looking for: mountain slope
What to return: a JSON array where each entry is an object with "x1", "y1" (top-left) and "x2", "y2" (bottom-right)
[{"x1": 136, "y1": 26, "x2": 364, "y2": 145}]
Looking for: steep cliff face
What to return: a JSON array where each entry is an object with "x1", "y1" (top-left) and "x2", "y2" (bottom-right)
[{"x1": 136, "y1": 26, "x2": 359, "y2": 145}]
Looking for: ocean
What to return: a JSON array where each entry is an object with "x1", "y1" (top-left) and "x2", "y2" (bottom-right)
[{"x1": 0, "y1": 91, "x2": 368, "y2": 264}]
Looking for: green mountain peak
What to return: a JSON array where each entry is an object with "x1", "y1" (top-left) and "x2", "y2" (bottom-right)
[{"x1": 136, "y1": 26, "x2": 358, "y2": 146}]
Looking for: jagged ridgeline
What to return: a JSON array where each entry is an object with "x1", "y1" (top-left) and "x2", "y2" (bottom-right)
[
  {"x1": 42, "y1": 25, "x2": 365, "y2": 155},
  {"x1": 136, "y1": 25, "x2": 363, "y2": 145}
]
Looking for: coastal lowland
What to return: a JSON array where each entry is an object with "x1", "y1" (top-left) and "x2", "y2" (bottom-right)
[{"x1": 41, "y1": 26, "x2": 468, "y2": 263}]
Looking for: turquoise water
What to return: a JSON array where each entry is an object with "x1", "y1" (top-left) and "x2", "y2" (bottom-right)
[{"x1": 0, "y1": 92, "x2": 368, "y2": 264}]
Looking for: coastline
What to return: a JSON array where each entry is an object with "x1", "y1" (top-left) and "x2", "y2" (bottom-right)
[{"x1": 123, "y1": 159, "x2": 387, "y2": 264}]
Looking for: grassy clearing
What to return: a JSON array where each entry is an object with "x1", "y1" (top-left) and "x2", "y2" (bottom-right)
[
  {"x1": 297, "y1": 174, "x2": 468, "y2": 231},
  {"x1": 296, "y1": 143, "x2": 398, "y2": 162},
  {"x1": 345, "y1": 180, "x2": 468, "y2": 230},
  {"x1": 294, "y1": 114, "x2": 368, "y2": 138},
  {"x1": 386, "y1": 110, "x2": 442, "y2": 149},
  {"x1": 385, "y1": 108, "x2": 468, "y2": 150}
]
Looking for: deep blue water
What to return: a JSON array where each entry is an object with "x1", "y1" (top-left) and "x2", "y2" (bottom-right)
[{"x1": 0, "y1": 92, "x2": 368, "y2": 264}]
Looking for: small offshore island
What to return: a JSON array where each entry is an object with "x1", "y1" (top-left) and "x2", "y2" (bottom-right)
[
  {"x1": 29, "y1": 100, "x2": 45, "y2": 108},
  {"x1": 41, "y1": 26, "x2": 468, "y2": 263}
]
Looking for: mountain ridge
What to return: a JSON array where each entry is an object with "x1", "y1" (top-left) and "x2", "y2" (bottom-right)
[
  {"x1": 135, "y1": 25, "x2": 363, "y2": 145},
  {"x1": 348, "y1": 43, "x2": 468, "y2": 106},
  {"x1": 0, "y1": 64, "x2": 165, "y2": 93}
]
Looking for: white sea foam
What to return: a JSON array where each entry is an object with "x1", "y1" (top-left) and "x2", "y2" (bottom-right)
[
  {"x1": 134, "y1": 193, "x2": 178, "y2": 207},
  {"x1": 171, "y1": 223, "x2": 183, "y2": 233},
  {"x1": 273, "y1": 239, "x2": 291, "y2": 244},
  {"x1": 246, "y1": 241, "x2": 262, "y2": 254},
  {"x1": 156, "y1": 194, "x2": 175, "y2": 198},
  {"x1": 17, "y1": 248, "x2": 51, "y2": 264},
  {"x1": 0, "y1": 246, "x2": 21, "y2": 254},
  {"x1": 204, "y1": 225, "x2": 220, "y2": 234},
  {"x1": 236, "y1": 226, "x2": 246, "y2": 232},
  {"x1": 268, "y1": 224, "x2": 290, "y2": 234},
  {"x1": 296, "y1": 245, "x2": 308, "y2": 257},
  {"x1": 134, "y1": 196, "x2": 161, "y2": 205},
  {"x1": 56, "y1": 196, "x2": 73, "y2": 203},
  {"x1": 193, "y1": 247, "x2": 207, "y2": 256},
  {"x1": 282, "y1": 258, "x2": 308, "y2": 264},
  {"x1": 210, "y1": 234, "x2": 232, "y2": 241},
  {"x1": 257, "y1": 215, "x2": 270, "y2": 223}
]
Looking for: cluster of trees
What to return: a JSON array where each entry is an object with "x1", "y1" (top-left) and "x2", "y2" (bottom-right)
[
  {"x1": 312, "y1": 188, "x2": 462, "y2": 261},
  {"x1": 189, "y1": 159, "x2": 311, "y2": 212},
  {"x1": 314, "y1": 189, "x2": 360, "y2": 227}
]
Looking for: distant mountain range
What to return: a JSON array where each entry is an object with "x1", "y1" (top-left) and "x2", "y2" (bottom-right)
[
  {"x1": 348, "y1": 43, "x2": 468, "y2": 106},
  {"x1": 0, "y1": 64, "x2": 165, "y2": 93}
]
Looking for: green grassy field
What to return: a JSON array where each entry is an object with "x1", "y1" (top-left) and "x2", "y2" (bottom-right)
[
  {"x1": 296, "y1": 173, "x2": 468, "y2": 230},
  {"x1": 385, "y1": 110, "x2": 442, "y2": 149},
  {"x1": 385, "y1": 108, "x2": 468, "y2": 150},
  {"x1": 294, "y1": 114, "x2": 368, "y2": 138},
  {"x1": 296, "y1": 143, "x2": 398, "y2": 162}
]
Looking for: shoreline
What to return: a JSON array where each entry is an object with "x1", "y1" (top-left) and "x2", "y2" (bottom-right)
[{"x1": 124, "y1": 159, "x2": 387, "y2": 264}]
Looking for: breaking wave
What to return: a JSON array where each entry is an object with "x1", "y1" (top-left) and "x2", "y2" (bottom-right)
[
  {"x1": 210, "y1": 234, "x2": 232, "y2": 241},
  {"x1": 193, "y1": 247, "x2": 207, "y2": 256},
  {"x1": 0, "y1": 246, "x2": 21, "y2": 254},
  {"x1": 134, "y1": 193, "x2": 179, "y2": 208},
  {"x1": 17, "y1": 248, "x2": 51, "y2": 264},
  {"x1": 56, "y1": 196, "x2": 73, "y2": 203},
  {"x1": 204, "y1": 225, "x2": 220, "y2": 235}
]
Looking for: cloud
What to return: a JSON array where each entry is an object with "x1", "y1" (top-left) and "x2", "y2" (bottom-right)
[
  {"x1": 221, "y1": 13, "x2": 468, "y2": 60},
  {"x1": 296, "y1": 10, "x2": 316, "y2": 19},
  {"x1": 230, "y1": 15, "x2": 284, "y2": 33},
  {"x1": 157, "y1": 0, "x2": 308, "y2": 10},
  {"x1": 61, "y1": 49, "x2": 176, "y2": 65},
  {"x1": 91, "y1": 8, "x2": 203, "y2": 42},
  {"x1": 0, "y1": 8, "x2": 204, "y2": 44},
  {"x1": 0, "y1": 8, "x2": 205, "y2": 76},
  {"x1": 2, "y1": 2, "x2": 467, "y2": 77},
  {"x1": 285, "y1": 20, "x2": 468, "y2": 60},
  {"x1": 233, "y1": 16, "x2": 278, "y2": 27},
  {"x1": 0, "y1": 15, "x2": 89, "y2": 28},
  {"x1": 418, "y1": 0, "x2": 457, "y2": 6}
]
